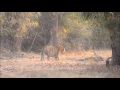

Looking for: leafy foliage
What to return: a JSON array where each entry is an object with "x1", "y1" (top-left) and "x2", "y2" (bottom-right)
[{"x1": 1, "y1": 12, "x2": 116, "y2": 53}]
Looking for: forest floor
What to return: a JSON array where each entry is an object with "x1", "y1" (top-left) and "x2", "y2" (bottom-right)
[{"x1": 0, "y1": 49, "x2": 120, "y2": 78}]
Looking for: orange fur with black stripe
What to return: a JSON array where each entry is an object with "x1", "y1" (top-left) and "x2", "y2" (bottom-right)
[{"x1": 41, "y1": 45, "x2": 65, "y2": 60}]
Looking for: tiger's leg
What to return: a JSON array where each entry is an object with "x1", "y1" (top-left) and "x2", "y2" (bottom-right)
[
  {"x1": 55, "y1": 54, "x2": 59, "y2": 60},
  {"x1": 41, "y1": 48, "x2": 44, "y2": 60},
  {"x1": 57, "y1": 53, "x2": 60, "y2": 60},
  {"x1": 47, "y1": 54, "x2": 50, "y2": 60}
]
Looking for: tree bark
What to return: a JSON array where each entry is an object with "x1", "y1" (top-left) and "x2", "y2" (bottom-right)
[
  {"x1": 15, "y1": 37, "x2": 23, "y2": 52},
  {"x1": 110, "y1": 30, "x2": 120, "y2": 66},
  {"x1": 108, "y1": 12, "x2": 120, "y2": 66},
  {"x1": 48, "y1": 13, "x2": 58, "y2": 46},
  {"x1": 15, "y1": 28, "x2": 24, "y2": 52}
]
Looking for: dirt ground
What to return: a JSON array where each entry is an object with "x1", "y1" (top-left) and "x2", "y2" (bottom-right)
[{"x1": 0, "y1": 50, "x2": 120, "y2": 78}]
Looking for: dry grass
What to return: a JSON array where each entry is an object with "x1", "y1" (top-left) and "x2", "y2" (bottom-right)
[{"x1": 0, "y1": 49, "x2": 120, "y2": 78}]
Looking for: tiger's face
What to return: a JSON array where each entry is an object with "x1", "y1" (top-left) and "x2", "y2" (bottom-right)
[{"x1": 55, "y1": 45, "x2": 65, "y2": 54}]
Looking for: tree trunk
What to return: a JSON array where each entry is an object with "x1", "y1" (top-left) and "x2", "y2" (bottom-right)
[
  {"x1": 48, "y1": 13, "x2": 58, "y2": 46},
  {"x1": 110, "y1": 30, "x2": 120, "y2": 66},
  {"x1": 107, "y1": 12, "x2": 120, "y2": 66},
  {"x1": 15, "y1": 37, "x2": 23, "y2": 52}
]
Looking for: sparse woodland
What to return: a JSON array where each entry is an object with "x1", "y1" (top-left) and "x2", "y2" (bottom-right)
[
  {"x1": 0, "y1": 12, "x2": 120, "y2": 78},
  {"x1": 0, "y1": 12, "x2": 112, "y2": 52}
]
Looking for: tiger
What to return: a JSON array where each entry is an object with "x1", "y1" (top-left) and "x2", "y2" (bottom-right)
[{"x1": 41, "y1": 45, "x2": 65, "y2": 60}]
